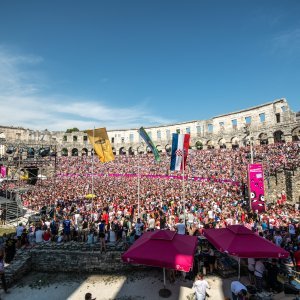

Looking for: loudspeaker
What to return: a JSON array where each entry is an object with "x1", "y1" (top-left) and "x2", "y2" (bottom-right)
[
  {"x1": 27, "y1": 148, "x2": 35, "y2": 158},
  {"x1": 39, "y1": 147, "x2": 50, "y2": 157},
  {"x1": 27, "y1": 167, "x2": 39, "y2": 185},
  {"x1": 6, "y1": 146, "x2": 15, "y2": 155}
]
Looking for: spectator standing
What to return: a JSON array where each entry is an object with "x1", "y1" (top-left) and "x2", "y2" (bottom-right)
[
  {"x1": 134, "y1": 218, "x2": 144, "y2": 240},
  {"x1": 98, "y1": 220, "x2": 106, "y2": 253},
  {"x1": 254, "y1": 259, "x2": 265, "y2": 293},
  {"x1": 175, "y1": 218, "x2": 186, "y2": 235},
  {"x1": 192, "y1": 273, "x2": 210, "y2": 300},
  {"x1": 63, "y1": 215, "x2": 72, "y2": 242}
]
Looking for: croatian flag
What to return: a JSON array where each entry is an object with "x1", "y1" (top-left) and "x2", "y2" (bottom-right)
[{"x1": 170, "y1": 133, "x2": 190, "y2": 171}]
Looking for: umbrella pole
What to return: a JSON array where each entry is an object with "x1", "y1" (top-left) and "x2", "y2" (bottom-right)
[
  {"x1": 238, "y1": 257, "x2": 240, "y2": 280},
  {"x1": 159, "y1": 268, "x2": 171, "y2": 298}
]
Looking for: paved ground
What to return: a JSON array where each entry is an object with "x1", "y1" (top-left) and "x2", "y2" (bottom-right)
[
  {"x1": 1, "y1": 270, "x2": 224, "y2": 300},
  {"x1": 0, "y1": 269, "x2": 294, "y2": 300}
]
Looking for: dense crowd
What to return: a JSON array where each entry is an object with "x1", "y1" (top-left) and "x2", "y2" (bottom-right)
[
  {"x1": 0, "y1": 141, "x2": 300, "y2": 297},
  {"x1": 0, "y1": 142, "x2": 300, "y2": 256}
]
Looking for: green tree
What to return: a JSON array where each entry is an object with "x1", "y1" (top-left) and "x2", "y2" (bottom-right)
[{"x1": 66, "y1": 128, "x2": 80, "y2": 133}]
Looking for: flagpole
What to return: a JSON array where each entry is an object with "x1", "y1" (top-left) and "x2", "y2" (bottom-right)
[
  {"x1": 182, "y1": 143, "x2": 186, "y2": 228},
  {"x1": 92, "y1": 126, "x2": 95, "y2": 196},
  {"x1": 137, "y1": 147, "x2": 140, "y2": 218}
]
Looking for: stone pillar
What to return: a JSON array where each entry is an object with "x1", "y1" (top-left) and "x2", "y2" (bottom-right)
[
  {"x1": 268, "y1": 136, "x2": 274, "y2": 144},
  {"x1": 284, "y1": 134, "x2": 292, "y2": 143}
]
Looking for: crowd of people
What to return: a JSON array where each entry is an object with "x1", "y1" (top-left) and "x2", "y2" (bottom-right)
[
  {"x1": 0, "y1": 142, "x2": 299, "y2": 244},
  {"x1": 0, "y1": 141, "x2": 300, "y2": 297}
]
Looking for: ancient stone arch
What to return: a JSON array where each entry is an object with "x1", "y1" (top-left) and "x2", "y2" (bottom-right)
[
  {"x1": 156, "y1": 145, "x2": 163, "y2": 153},
  {"x1": 146, "y1": 146, "x2": 152, "y2": 153},
  {"x1": 292, "y1": 126, "x2": 300, "y2": 141},
  {"x1": 206, "y1": 140, "x2": 214, "y2": 149},
  {"x1": 71, "y1": 148, "x2": 78, "y2": 156},
  {"x1": 274, "y1": 130, "x2": 284, "y2": 143},
  {"x1": 128, "y1": 147, "x2": 135, "y2": 155},
  {"x1": 195, "y1": 140, "x2": 203, "y2": 150},
  {"x1": 165, "y1": 144, "x2": 172, "y2": 155},
  {"x1": 258, "y1": 133, "x2": 268, "y2": 145},
  {"x1": 81, "y1": 148, "x2": 88, "y2": 156},
  {"x1": 218, "y1": 138, "x2": 226, "y2": 149},
  {"x1": 231, "y1": 137, "x2": 239, "y2": 149},
  {"x1": 61, "y1": 148, "x2": 68, "y2": 156},
  {"x1": 119, "y1": 147, "x2": 126, "y2": 155}
]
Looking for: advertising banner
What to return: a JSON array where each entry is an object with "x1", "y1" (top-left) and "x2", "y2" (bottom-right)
[
  {"x1": 248, "y1": 163, "x2": 265, "y2": 212},
  {"x1": 0, "y1": 166, "x2": 6, "y2": 178}
]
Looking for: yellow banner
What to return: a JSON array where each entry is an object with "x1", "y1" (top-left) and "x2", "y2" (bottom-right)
[
  {"x1": 86, "y1": 128, "x2": 115, "y2": 163},
  {"x1": 20, "y1": 169, "x2": 29, "y2": 180}
]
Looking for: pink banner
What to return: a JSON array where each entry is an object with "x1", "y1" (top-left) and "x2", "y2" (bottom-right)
[
  {"x1": 0, "y1": 166, "x2": 6, "y2": 178},
  {"x1": 248, "y1": 163, "x2": 265, "y2": 212}
]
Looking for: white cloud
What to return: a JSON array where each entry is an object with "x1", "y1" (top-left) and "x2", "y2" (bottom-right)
[
  {"x1": 271, "y1": 28, "x2": 300, "y2": 56},
  {"x1": 0, "y1": 47, "x2": 173, "y2": 131}
]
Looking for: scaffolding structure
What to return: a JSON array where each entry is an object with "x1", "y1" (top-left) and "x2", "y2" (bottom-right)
[{"x1": 0, "y1": 140, "x2": 57, "y2": 223}]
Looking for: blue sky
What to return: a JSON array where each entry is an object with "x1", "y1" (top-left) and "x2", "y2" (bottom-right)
[{"x1": 0, "y1": 0, "x2": 299, "y2": 131}]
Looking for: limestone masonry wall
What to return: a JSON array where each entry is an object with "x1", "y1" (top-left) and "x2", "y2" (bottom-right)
[
  {"x1": 4, "y1": 243, "x2": 136, "y2": 287},
  {"x1": 265, "y1": 168, "x2": 300, "y2": 203}
]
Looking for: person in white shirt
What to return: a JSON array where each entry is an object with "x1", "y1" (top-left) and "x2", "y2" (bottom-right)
[
  {"x1": 148, "y1": 214, "x2": 155, "y2": 231},
  {"x1": 193, "y1": 273, "x2": 210, "y2": 300},
  {"x1": 231, "y1": 280, "x2": 247, "y2": 300},
  {"x1": 254, "y1": 259, "x2": 265, "y2": 293},
  {"x1": 273, "y1": 231, "x2": 283, "y2": 247},
  {"x1": 35, "y1": 227, "x2": 44, "y2": 244}
]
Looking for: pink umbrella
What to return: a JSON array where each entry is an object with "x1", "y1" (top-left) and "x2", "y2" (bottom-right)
[
  {"x1": 204, "y1": 225, "x2": 289, "y2": 279},
  {"x1": 122, "y1": 230, "x2": 198, "y2": 297}
]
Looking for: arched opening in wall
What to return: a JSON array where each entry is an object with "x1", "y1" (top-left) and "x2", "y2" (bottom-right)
[
  {"x1": 61, "y1": 148, "x2": 68, "y2": 157},
  {"x1": 137, "y1": 145, "x2": 145, "y2": 155},
  {"x1": 274, "y1": 130, "x2": 284, "y2": 143},
  {"x1": 112, "y1": 147, "x2": 116, "y2": 155},
  {"x1": 206, "y1": 140, "x2": 214, "y2": 149},
  {"x1": 231, "y1": 137, "x2": 239, "y2": 149},
  {"x1": 195, "y1": 141, "x2": 203, "y2": 150},
  {"x1": 146, "y1": 146, "x2": 153, "y2": 154},
  {"x1": 259, "y1": 133, "x2": 268, "y2": 145},
  {"x1": 128, "y1": 147, "x2": 134, "y2": 155},
  {"x1": 72, "y1": 148, "x2": 78, "y2": 156},
  {"x1": 156, "y1": 145, "x2": 162, "y2": 153},
  {"x1": 292, "y1": 127, "x2": 300, "y2": 142},
  {"x1": 218, "y1": 138, "x2": 226, "y2": 149},
  {"x1": 119, "y1": 147, "x2": 126, "y2": 155},
  {"x1": 81, "y1": 148, "x2": 88, "y2": 156},
  {"x1": 165, "y1": 144, "x2": 172, "y2": 156}
]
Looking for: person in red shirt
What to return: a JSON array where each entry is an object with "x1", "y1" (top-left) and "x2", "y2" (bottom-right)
[
  {"x1": 102, "y1": 210, "x2": 109, "y2": 226},
  {"x1": 43, "y1": 228, "x2": 51, "y2": 242}
]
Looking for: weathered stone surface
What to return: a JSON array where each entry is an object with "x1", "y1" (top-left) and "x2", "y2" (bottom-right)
[{"x1": 3, "y1": 242, "x2": 139, "y2": 288}]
